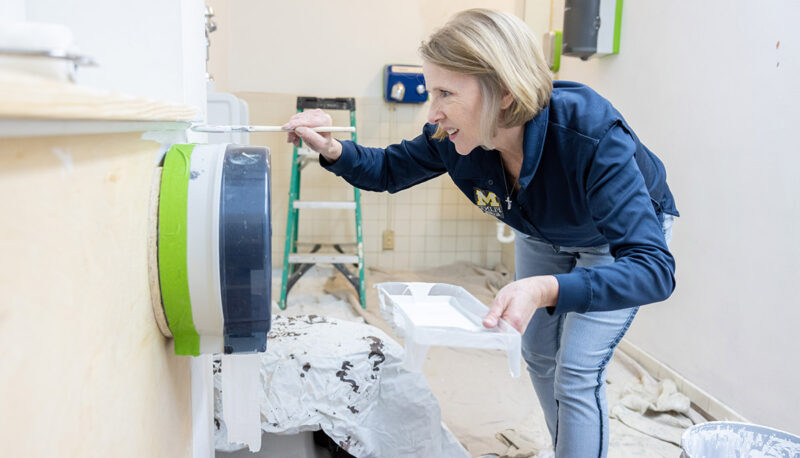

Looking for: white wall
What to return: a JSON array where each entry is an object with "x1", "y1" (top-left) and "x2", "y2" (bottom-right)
[
  {"x1": 1, "y1": 0, "x2": 25, "y2": 21},
  {"x1": 527, "y1": 0, "x2": 800, "y2": 433},
  {"x1": 24, "y1": 0, "x2": 207, "y2": 113}
]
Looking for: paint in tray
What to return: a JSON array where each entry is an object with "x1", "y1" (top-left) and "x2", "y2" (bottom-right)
[
  {"x1": 376, "y1": 282, "x2": 521, "y2": 377},
  {"x1": 389, "y1": 295, "x2": 482, "y2": 331}
]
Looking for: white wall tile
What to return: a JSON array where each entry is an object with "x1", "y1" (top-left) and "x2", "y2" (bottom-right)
[
  {"x1": 425, "y1": 204, "x2": 440, "y2": 220},
  {"x1": 410, "y1": 221, "x2": 426, "y2": 237},
  {"x1": 457, "y1": 220, "x2": 474, "y2": 237},
  {"x1": 393, "y1": 235, "x2": 409, "y2": 252},
  {"x1": 393, "y1": 252, "x2": 409, "y2": 270},
  {"x1": 442, "y1": 220, "x2": 458, "y2": 236}
]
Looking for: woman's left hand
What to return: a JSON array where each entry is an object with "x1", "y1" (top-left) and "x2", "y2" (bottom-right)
[{"x1": 483, "y1": 276, "x2": 560, "y2": 333}]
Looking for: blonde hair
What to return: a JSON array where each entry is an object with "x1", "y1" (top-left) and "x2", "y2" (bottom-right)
[{"x1": 420, "y1": 9, "x2": 553, "y2": 148}]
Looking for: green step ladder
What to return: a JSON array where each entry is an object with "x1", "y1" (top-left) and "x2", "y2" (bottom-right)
[{"x1": 279, "y1": 96, "x2": 366, "y2": 310}]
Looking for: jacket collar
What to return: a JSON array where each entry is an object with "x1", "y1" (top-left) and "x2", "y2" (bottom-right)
[{"x1": 518, "y1": 105, "x2": 549, "y2": 192}]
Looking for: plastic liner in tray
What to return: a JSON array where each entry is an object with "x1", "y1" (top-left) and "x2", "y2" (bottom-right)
[{"x1": 376, "y1": 282, "x2": 521, "y2": 377}]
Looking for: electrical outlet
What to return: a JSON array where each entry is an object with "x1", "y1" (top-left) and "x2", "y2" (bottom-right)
[{"x1": 382, "y1": 229, "x2": 395, "y2": 251}]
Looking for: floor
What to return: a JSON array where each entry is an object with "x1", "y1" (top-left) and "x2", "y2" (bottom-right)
[{"x1": 269, "y1": 263, "x2": 694, "y2": 457}]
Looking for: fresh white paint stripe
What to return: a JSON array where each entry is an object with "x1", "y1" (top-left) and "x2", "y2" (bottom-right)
[
  {"x1": 191, "y1": 354, "x2": 215, "y2": 458},
  {"x1": 221, "y1": 354, "x2": 263, "y2": 452}
]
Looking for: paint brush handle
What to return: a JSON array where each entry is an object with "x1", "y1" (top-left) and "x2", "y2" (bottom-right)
[{"x1": 192, "y1": 125, "x2": 355, "y2": 133}]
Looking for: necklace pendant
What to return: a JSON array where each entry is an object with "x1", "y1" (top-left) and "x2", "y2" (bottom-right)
[{"x1": 506, "y1": 195, "x2": 512, "y2": 210}]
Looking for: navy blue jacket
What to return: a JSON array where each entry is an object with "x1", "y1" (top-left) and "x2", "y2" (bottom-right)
[{"x1": 323, "y1": 81, "x2": 678, "y2": 314}]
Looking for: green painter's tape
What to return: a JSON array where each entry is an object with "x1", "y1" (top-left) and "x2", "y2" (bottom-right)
[
  {"x1": 158, "y1": 144, "x2": 200, "y2": 356},
  {"x1": 552, "y1": 30, "x2": 562, "y2": 73},
  {"x1": 613, "y1": 0, "x2": 623, "y2": 54}
]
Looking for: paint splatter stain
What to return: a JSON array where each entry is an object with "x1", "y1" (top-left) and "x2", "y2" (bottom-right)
[
  {"x1": 336, "y1": 361, "x2": 359, "y2": 393},
  {"x1": 303, "y1": 314, "x2": 327, "y2": 324},
  {"x1": 277, "y1": 331, "x2": 304, "y2": 338},
  {"x1": 365, "y1": 336, "x2": 386, "y2": 371},
  {"x1": 268, "y1": 318, "x2": 308, "y2": 339},
  {"x1": 303, "y1": 362, "x2": 311, "y2": 372},
  {"x1": 348, "y1": 405, "x2": 359, "y2": 414},
  {"x1": 339, "y1": 435, "x2": 354, "y2": 451}
]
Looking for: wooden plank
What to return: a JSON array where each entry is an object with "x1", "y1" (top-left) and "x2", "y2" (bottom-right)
[
  {"x1": 0, "y1": 70, "x2": 199, "y2": 121},
  {"x1": 0, "y1": 133, "x2": 192, "y2": 456}
]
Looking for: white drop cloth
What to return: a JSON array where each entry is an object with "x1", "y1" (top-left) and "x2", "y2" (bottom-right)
[{"x1": 213, "y1": 314, "x2": 470, "y2": 458}]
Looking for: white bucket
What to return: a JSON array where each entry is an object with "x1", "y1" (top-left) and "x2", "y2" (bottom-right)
[{"x1": 681, "y1": 421, "x2": 800, "y2": 458}]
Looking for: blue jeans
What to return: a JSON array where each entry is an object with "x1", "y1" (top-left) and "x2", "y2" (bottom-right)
[{"x1": 515, "y1": 215, "x2": 674, "y2": 457}]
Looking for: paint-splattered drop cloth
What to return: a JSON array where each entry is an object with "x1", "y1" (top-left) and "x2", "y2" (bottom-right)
[{"x1": 214, "y1": 315, "x2": 469, "y2": 458}]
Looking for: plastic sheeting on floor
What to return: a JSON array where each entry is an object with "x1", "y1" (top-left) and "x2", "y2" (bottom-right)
[
  {"x1": 359, "y1": 262, "x2": 699, "y2": 456},
  {"x1": 246, "y1": 263, "x2": 706, "y2": 457},
  {"x1": 213, "y1": 315, "x2": 470, "y2": 458}
]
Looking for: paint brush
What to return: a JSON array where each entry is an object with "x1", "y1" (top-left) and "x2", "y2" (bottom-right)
[{"x1": 191, "y1": 125, "x2": 355, "y2": 133}]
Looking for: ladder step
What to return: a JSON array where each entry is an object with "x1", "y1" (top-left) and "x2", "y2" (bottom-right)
[
  {"x1": 281, "y1": 95, "x2": 366, "y2": 311},
  {"x1": 293, "y1": 201, "x2": 356, "y2": 209},
  {"x1": 296, "y1": 241, "x2": 356, "y2": 248},
  {"x1": 288, "y1": 254, "x2": 359, "y2": 264}
]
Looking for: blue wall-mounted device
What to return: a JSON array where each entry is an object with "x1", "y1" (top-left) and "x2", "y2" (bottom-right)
[{"x1": 383, "y1": 64, "x2": 427, "y2": 103}]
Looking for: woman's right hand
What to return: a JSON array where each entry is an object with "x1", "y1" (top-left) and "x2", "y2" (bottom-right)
[{"x1": 283, "y1": 109, "x2": 343, "y2": 162}]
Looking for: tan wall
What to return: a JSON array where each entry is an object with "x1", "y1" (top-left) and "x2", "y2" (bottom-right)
[
  {"x1": 208, "y1": 0, "x2": 525, "y2": 98},
  {"x1": 208, "y1": 0, "x2": 528, "y2": 271},
  {"x1": 0, "y1": 133, "x2": 191, "y2": 457}
]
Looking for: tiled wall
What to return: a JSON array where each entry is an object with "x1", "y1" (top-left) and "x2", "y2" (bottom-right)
[{"x1": 238, "y1": 92, "x2": 504, "y2": 271}]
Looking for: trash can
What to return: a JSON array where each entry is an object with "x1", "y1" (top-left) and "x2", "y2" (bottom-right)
[{"x1": 681, "y1": 421, "x2": 800, "y2": 457}]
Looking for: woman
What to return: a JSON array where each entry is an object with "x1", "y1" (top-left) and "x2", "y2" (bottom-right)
[{"x1": 284, "y1": 9, "x2": 678, "y2": 457}]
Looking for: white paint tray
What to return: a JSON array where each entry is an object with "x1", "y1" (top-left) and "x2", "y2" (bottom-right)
[{"x1": 376, "y1": 282, "x2": 521, "y2": 377}]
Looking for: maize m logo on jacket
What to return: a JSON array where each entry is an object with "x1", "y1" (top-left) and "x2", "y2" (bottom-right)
[{"x1": 474, "y1": 188, "x2": 503, "y2": 218}]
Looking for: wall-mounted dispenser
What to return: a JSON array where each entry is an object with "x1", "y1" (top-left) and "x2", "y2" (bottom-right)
[
  {"x1": 149, "y1": 143, "x2": 271, "y2": 356},
  {"x1": 562, "y1": 0, "x2": 622, "y2": 60},
  {"x1": 383, "y1": 64, "x2": 427, "y2": 103}
]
